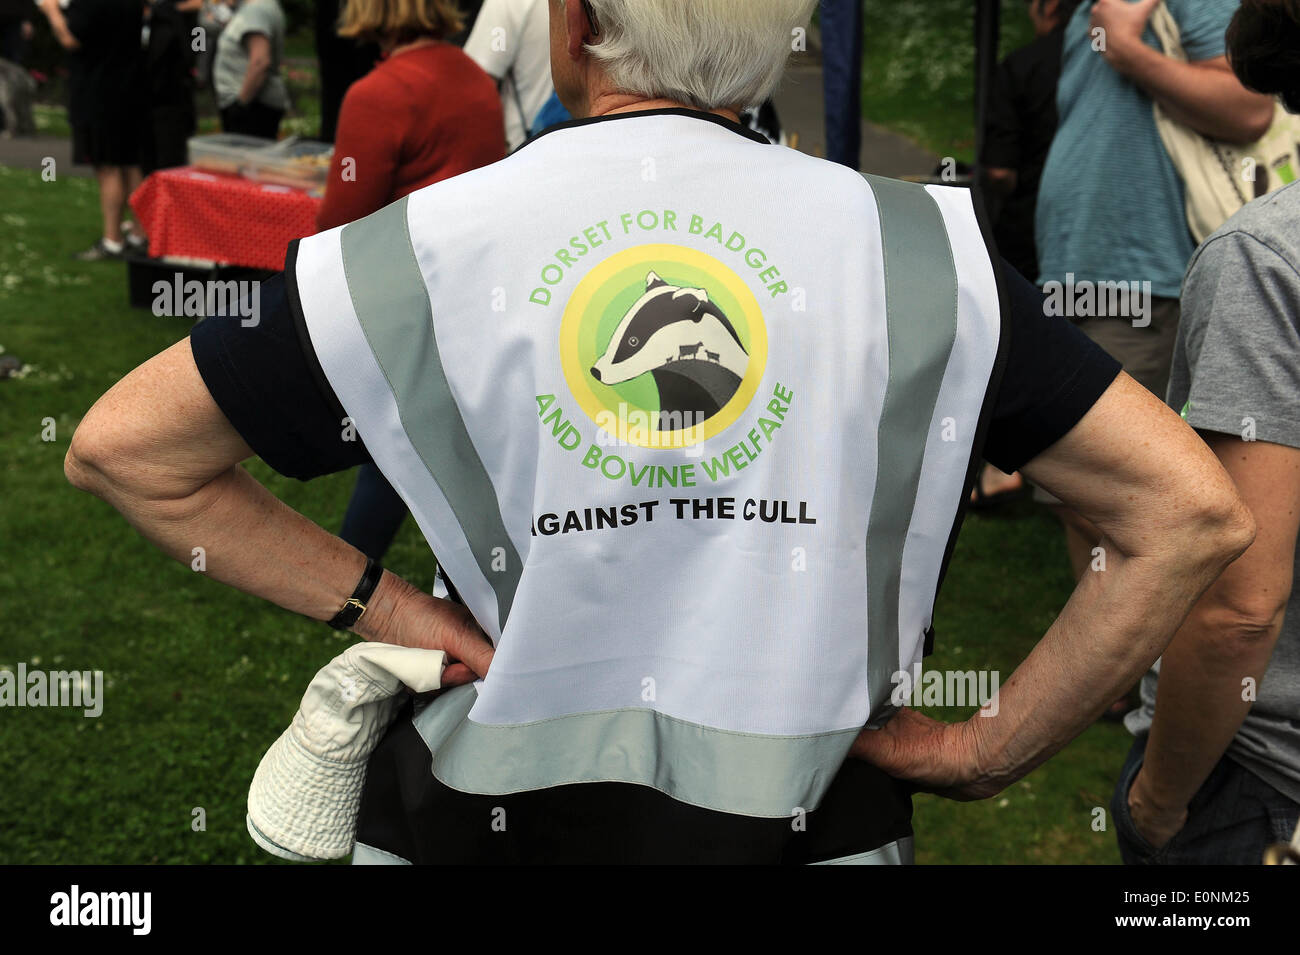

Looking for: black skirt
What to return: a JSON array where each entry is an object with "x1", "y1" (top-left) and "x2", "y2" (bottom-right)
[{"x1": 72, "y1": 115, "x2": 147, "y2": 168}]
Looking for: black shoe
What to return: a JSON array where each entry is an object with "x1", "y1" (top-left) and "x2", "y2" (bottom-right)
[
  {"x1": 122, "y1": 221, "x2": 149, "y2": 253},
  {"x1": 73, "y1": 239, "x2": 125, "y2": 262}
]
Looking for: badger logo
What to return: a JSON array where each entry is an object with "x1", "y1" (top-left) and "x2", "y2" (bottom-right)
[{"x1": 590, "y1": 271, "x2": 749, "y2": 430}]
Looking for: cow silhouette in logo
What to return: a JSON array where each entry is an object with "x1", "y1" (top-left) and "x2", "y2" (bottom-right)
[{"x1": 590, "y1": 271, "x2": 749, "y2": 430}]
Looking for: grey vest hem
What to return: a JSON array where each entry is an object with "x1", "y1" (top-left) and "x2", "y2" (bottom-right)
[
  {"x1": 352, "y1": 842, "x2": 414, "y2": 865},
  {"x1": 811, "y1": 836, "x2": 914, "y2": 865},
  {"x1": 413, "y1": 684, "x2": 859, "y2": 818}
]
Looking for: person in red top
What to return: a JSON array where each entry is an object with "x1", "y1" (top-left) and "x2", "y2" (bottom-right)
[
  {"x1": 319, "y1": 0, "x2": 505, "y2": 559},
  {"x1": 316, "y1": 0, "x2": 505, "y2": 232}
]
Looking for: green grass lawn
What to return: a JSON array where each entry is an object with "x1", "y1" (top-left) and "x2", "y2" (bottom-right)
[
  {"x1": 0, "y1": 164, "x2": 1133, "y2": 864},
  {"x1": 860, "y1": 0, "x2": 1037, "y2": 163}
]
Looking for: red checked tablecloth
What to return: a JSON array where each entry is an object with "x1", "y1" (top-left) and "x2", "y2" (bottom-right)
[{"x1": 131, "y1": 167, "x2": 322, "y2": 271}]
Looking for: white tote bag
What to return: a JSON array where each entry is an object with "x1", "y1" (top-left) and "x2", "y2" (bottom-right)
[{"x1": 1150, "y1": 2, "x2": 1300, "y2": 243}]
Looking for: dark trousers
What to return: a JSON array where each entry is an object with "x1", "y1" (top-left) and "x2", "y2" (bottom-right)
[
  {"x1": 340, "y1": 463, "x2": 408, "y2": 561},
  {"x1": 219, "y1": 100, "x2": 283, "y2": 140},
  {"x1": 819, "y1": 0, "x2": 863, "y2": 170},
  {"x1": 1113, "y1": 733, "x2": 1300, "y2": 865}
]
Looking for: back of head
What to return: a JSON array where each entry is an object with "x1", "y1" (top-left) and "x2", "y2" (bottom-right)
[
  {"x1": 338, "y1": 0, "x2": 466, "y2": 46},
  {"x1": 1226, "y1": 0, "x2": 1300, "y2": 114},
  {"x1": 581, "y1": 0, "x2": 817, "y2": 111}
]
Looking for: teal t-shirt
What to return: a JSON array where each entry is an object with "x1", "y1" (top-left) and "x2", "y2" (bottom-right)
[{"x1": 1036, "y1": 0, "x2": 1239, "y2": 298}]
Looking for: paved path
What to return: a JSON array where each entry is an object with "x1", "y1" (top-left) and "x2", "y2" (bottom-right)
[
  {"x1": 0, "y1": 133, "x2": 90, "y2": 177},
  {"x1": 774, "y1": 44, "x2": 939, "y2": 179}
]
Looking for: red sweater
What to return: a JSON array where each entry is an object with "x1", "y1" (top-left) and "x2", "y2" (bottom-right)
[{"x1": 316, "y1": 43, "x2": 506, "y2": 232}]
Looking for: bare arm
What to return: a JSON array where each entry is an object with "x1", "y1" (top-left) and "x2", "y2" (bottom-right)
[
  {"x1": 64, "y1": 338, "x2": 494, "y2": 683},
  {"x1": 852, "y1": 373, "x2": 1255, "y2": 798},
  {"x1": 1129, "y1": 435, "x2": 1300, "y2": 847},
  {"x1": 238, "y1": 33, "x2": 272, "y2": 105},
  {"x1": 1110, "y1": 48, "x2": 1273, "y2": 144},
  {"x1": 38, "y1": 0, "x2": 80, "y2": 50},
  {"x1": 1091, "y1": 0, "x2": 1273, "y2": 143}
]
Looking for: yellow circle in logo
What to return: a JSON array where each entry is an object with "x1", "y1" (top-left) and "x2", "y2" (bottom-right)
[{"x1": 560, "y1": 244, "x2": 768, "y2": 449}]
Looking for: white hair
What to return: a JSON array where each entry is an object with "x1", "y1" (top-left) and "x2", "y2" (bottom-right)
[{"x1": 578, "y1": 0, "x2": 817, "y2": 110}]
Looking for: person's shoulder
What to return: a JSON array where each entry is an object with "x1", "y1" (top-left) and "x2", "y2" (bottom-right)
[
  {"x1": 236, "y1": 0, "x2": 284, "y2": 26},
  {"x1": 341, "y1": 55, "x2": 428, "y2": 116},
  {"x1": 357, "y1": 46, "x2": 493, "y2": 107},
  {"x1": 429, "y1": 42, "x2": 501, "y2": 87},
  {"x1": 1226, "y1": 181, "x2": 1300, "y2": 252},
  {"x1": 998, "y1": 44, "x2": 1034, "y2": 79},
  {"x1": 1193, "y1": 182, "x2": 1300, "y2": 276},
  {"x1": 1182, "y1": 183, "x2": 1300, "y2": 345},
  {"x1": 344, "y1": 58, "x2": 404, "y2": 102},
  {"x1": 1166, "y1": 0, "x2": 1237, "y2": 41},
  {"x1": 1003, "y1": 29, "x2": 1060, "y2": 73},
  {"x1": 1167, "y1": 0, "x2": 1238, "y2": 23}
]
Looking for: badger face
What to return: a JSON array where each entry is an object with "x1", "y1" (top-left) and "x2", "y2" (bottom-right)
[{"x1": 591, "y1": 271, "x2": 746, "y2": 386}]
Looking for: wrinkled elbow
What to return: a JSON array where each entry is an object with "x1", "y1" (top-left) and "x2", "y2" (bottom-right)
[
  {"x1": 1194, "y1": 596, "x2": 1286, "y2": 661},
  {"x1": 64, "y1": 420, "x2": 115, "y2": 497},
  {"x1": 1195, "y1": 491, "x2": 1256, "y2": 569},
  {"x1": 1246, "y1": 104, "x2": 1274, "y2": 142},
  {"x1": 1229, "y1": 101, "x2": 1275, "y2": 145}
]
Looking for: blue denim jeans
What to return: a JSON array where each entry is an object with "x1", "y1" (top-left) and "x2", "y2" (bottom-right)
[
  {"x1": 819, "y1": 0, "x2": 863, "y2": 170},
  {"x1": 1113, "y1": 733, "x2": 1300, "y2": 865}
]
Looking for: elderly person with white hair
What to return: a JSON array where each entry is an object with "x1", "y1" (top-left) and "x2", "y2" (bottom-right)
[{"x1": 66, "y1": 0, "x2": 1252, "y2": 864}]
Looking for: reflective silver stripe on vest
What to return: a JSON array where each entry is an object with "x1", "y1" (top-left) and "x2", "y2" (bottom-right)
[
  {"x1": 413, "y1": 685, "x2": 859, "y2": 818},
  {"x1": 339, "y1": 198, "x2": 522, "y2": 632},
  {"x1": 860, "y1": 176, "x2": 960, "y2": 728}
]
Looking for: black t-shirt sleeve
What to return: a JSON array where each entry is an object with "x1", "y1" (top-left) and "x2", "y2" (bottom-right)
[
  {"x1": 981, "y1": 262, "x2": 1122, "y2": 473},
  {"x1": 189, "y1": 259, "x2": 372, "y2": 481}
]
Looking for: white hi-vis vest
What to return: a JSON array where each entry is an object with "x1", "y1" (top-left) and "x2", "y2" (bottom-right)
[{"x1": 291, "y1": 110, "x2": 1005, "y2": 819}]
